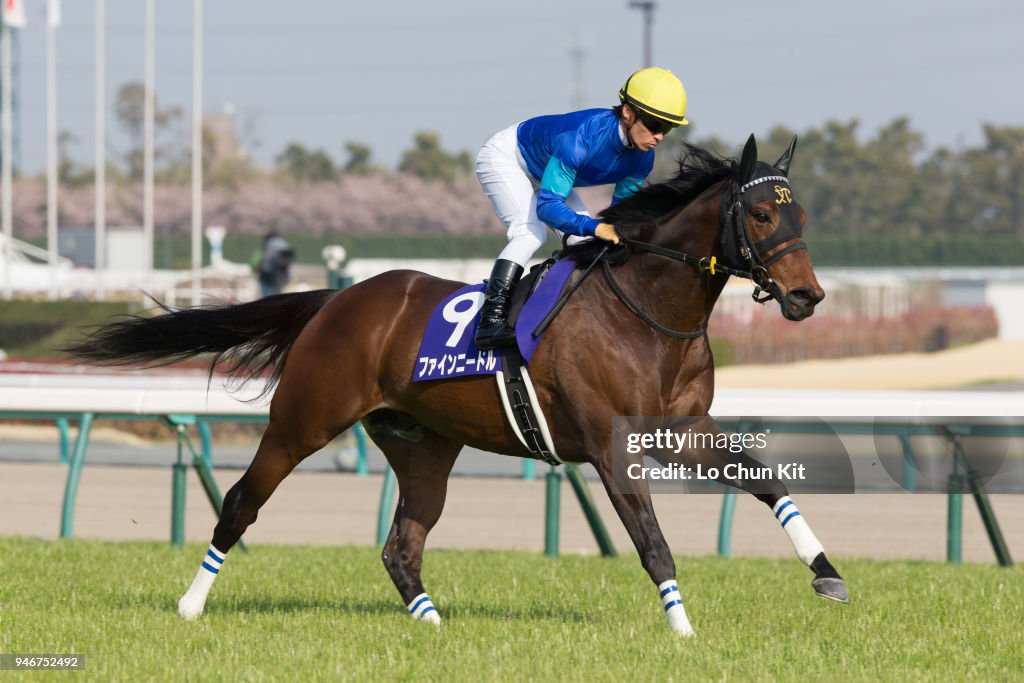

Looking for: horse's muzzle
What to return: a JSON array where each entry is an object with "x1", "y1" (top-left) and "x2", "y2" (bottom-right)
[{"x1": 784, "y1": 287, "x2": 825, "y2": 321}]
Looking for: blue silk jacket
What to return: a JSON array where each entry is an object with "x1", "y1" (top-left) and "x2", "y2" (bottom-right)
[{"x1": 517, "y1": 108, "x2": 653, "y2": 236}]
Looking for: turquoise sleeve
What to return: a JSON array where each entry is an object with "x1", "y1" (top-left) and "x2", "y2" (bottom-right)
[
  {"x1": 612, "y1": 175, "x2": 646, "y2": 204},
  {"x1": 536, "y1": 157, "x2": 601, "y2": 237}
]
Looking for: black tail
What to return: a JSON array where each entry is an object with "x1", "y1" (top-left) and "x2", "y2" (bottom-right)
[{"x1": 61, "y1": 290, "x2": 336, "y2": 398}]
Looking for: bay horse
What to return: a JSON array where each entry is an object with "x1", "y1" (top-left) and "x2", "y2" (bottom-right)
[{"x1": 64, "y1": 135, "x2": 848, "y2": 637}]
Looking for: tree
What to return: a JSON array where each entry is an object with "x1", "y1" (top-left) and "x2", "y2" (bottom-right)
[
  {"x1": 275, "y1": 143, "x2": 337, "y2": 182},
  {"x1": 114, "y1": 82, "x2": 146, "y2": 142},
  {"x1": 976, "y1": 125, "x2": 1024, "y2": 236},
  {"x1": 861, "y1": 118, "x2": 933, "y2": 236},
  {"x1": 114, "y1": 81, "x2": 185, "y2": 180},
  {"x1": 398, "y1": 131, "x2": 472, "y2": 182},
  {"x1": 57, "y1": 130, "x2": 87, "y2": 186},
  {"x1": 342, "y1": 142, "x2": 374, "y2": 175}
]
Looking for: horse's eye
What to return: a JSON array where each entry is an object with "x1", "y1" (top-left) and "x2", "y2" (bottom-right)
[{"x1": 754, "y1": 212, "x2": 770, "y2": 223}]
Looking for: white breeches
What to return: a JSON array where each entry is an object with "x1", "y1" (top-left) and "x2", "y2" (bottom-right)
[{"x1": 475, "y1": 123, "x2": 591, "y2": 268}]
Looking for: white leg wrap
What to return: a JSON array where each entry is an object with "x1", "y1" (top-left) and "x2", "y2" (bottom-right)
[
  {"x1": 773, "y1": 497, "x2": 825, "y2": 566},
  {"x1": 407, "y1": 593, "x2": 441, "y2": 626},
  {"x1": 178, "y1": 544, "x2": 226, "y2": 621},
  {"x1": 658, "y1": 580, "x2": 695, "y2": 637}
]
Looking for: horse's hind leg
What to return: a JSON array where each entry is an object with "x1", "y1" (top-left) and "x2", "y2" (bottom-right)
[
  {"x1": 364, "y1": 410, "x2": 461, "y2": 626},
  {"x1": 178, "y1": 413, "x2": 349, "y2": 619}
]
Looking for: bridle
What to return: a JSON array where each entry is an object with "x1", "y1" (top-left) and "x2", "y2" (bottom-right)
[
  {"x1": 603, "y1": 171, "x2": 808, "y2": 337},
  {"x1": 720, "y1": 173, "x2": 807, "y2": 303}
]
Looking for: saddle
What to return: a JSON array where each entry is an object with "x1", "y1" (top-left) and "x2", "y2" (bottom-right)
[
  {"x1": 497, "y1": 246, "x2": 607, "y2": 466},
  {"x1": 507, "y1": 258, "x2": 556, "y2": 332}
]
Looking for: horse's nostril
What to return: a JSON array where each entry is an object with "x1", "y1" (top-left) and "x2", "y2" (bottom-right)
[{"x1": 789, "y1": 288, "x2": 823, "y2": 307}]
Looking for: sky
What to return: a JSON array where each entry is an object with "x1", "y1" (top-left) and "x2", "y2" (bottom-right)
[{"x1": 8, "y1": 0, "x2": 1024, "y2": 174}]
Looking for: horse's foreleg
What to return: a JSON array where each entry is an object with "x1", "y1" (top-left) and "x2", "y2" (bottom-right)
[
  {"x1": 720, "y1": 467, "x2": 849, "y2": 602},
  {"x1": 662, "y1": 418, "x2": 849, "y2": 603},
  {"x1": 177, "y1": 421, "x2": 340, "y2": 620},
  {"x1": 758, "y1": 490, "x2": 848, "y2": 603},
  {"x1": 367, "y1": 415, "x2": 461, "y2": 626},
  {"x1": 594, "y1": 464, "x2": 696, "y2": 636}
]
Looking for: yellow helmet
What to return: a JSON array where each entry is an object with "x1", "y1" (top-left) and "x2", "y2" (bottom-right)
[{"x1": 618, "y1": 67, "x2": 688, "y2": 126}]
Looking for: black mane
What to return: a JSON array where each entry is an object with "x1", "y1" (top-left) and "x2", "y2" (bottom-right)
[{"x1": 599, "y1": 143, "x2": 737, "y2": 241}]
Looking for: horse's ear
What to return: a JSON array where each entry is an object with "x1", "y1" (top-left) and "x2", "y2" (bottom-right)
[
  {"x1": 738, "y1": 134, "x2": 758, "y2": 184},
  {"x1": 774, "y1": 135, "x2": 798, "y2": 177}
]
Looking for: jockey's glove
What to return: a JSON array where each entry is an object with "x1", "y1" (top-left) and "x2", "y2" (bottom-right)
[{"x1": 595, "y1": 223, "x2": 622, "y2": 245}]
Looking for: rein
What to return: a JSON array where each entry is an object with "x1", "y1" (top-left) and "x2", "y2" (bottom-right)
[
  {"x1": 601, "y1": 259, "x2": 706, "y2": 339},
  {"x1": 621, "y1": 237, "x2": 751, "y2": 278}
]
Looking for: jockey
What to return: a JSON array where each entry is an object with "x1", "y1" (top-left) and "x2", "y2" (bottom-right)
[{"x1": 473, "y1": 67, "x2": 688, "y2": 349}]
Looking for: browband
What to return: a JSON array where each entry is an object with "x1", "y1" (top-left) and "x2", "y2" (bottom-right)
[{"x1": 739, "y1": 175, "x2": 789, "y2": 193}]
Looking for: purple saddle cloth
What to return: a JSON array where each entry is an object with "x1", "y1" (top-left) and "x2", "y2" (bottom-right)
[{"x1": 412, "y1": 258, "x2": 576, "y2": 382}]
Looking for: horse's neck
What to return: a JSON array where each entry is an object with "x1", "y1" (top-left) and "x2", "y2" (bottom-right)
[{"x1": 616, "y1": 189, "x2": 726, "y2": 330}]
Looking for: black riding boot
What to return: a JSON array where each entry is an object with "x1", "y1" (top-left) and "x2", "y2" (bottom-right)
[{"x1": 474, "y1": 259, "x2": 524, "y2": 349}]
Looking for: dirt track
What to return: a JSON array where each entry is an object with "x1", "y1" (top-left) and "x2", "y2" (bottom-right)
[
  {"x1": 716, "y1": 339, "x2": 1024, "y2": 390},
  {"x1": 2, "y1": 462, "x2": 1020, "y2": 564},
  {"x1": 2, "y1": 340, "x2": 1022, "y2": 563}
]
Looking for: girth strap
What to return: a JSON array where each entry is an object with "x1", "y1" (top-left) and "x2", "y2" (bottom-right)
[{"x1": 496, "y1": 347, "x2": 563, "y2": 466}]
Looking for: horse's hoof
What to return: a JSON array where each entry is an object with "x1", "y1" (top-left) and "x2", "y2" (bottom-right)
[
  {"x1": 812, "y1": 577, "x2": 850, "y2": 604},
  {"x1": 416, "y1": 611, "x2": 441, "y2": 627},
  {"x1": 178, "y1": 595, "x2": 205, "y2": 621},
  {"x1": 665, "y1": 607, "x2": 696, "y2": 636}
]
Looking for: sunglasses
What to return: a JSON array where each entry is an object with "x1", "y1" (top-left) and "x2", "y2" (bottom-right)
[{"x1": 637, "y1": 113, "x2": 677, "y2": 136}]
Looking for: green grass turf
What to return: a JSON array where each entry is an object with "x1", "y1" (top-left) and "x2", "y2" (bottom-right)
[{"x1": 0, "y1": 538, "x2": 1020, "y2": 681}]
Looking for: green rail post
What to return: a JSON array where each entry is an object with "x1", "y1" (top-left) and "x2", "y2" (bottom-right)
[
  {"x1": 173, "y1": 418, "x2": 248, "y2": 552},
  {"x1": 60, "y1": 412, "x2": 95, "y2": 539},
  {"x1": 353, "y1": 422, "x2": 369, "y2": 476},
  {"x1": 522, "y1": 458, "x2": 535, "y2": 481},
  {"x1": 197, "y1": 420, "x2": 214, "y2": 467},
  {"x1": 715, "y1": 420, "x2": 751, "y2": 557},
  {"x1": 899, "y1": 434, "x2": 916, "y2": 493},
  {"x1": 718, "y1": 490, "x2": 738, "y2": 557},
  {"x1": 56, "y1": 417, "x2": 71, "y2": 465},
  {"x1": 949, "y1": 434, "x2": 1014, "y2": 567},
  {"x1": 191, "y1": 457, "x2": 223, "y2": 514},
  {"x1": 564, "y1": 465, "x2": 616, "y2": 557},
  {"x1": 376, "y1": 466, "x2": 397, "y2": 546},
  {"x1": 967, "y1": 473, "x2": 1014, "y2": 567},
  {"x1": 544, "y1": 466, "x2": 561, "y2": 558},
  {"x1": 171, "y1": 424, "x2": 188, "y2": 547},
  {"x1": 947, "y1": 471, "x2": 964, "y2": 564}
]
